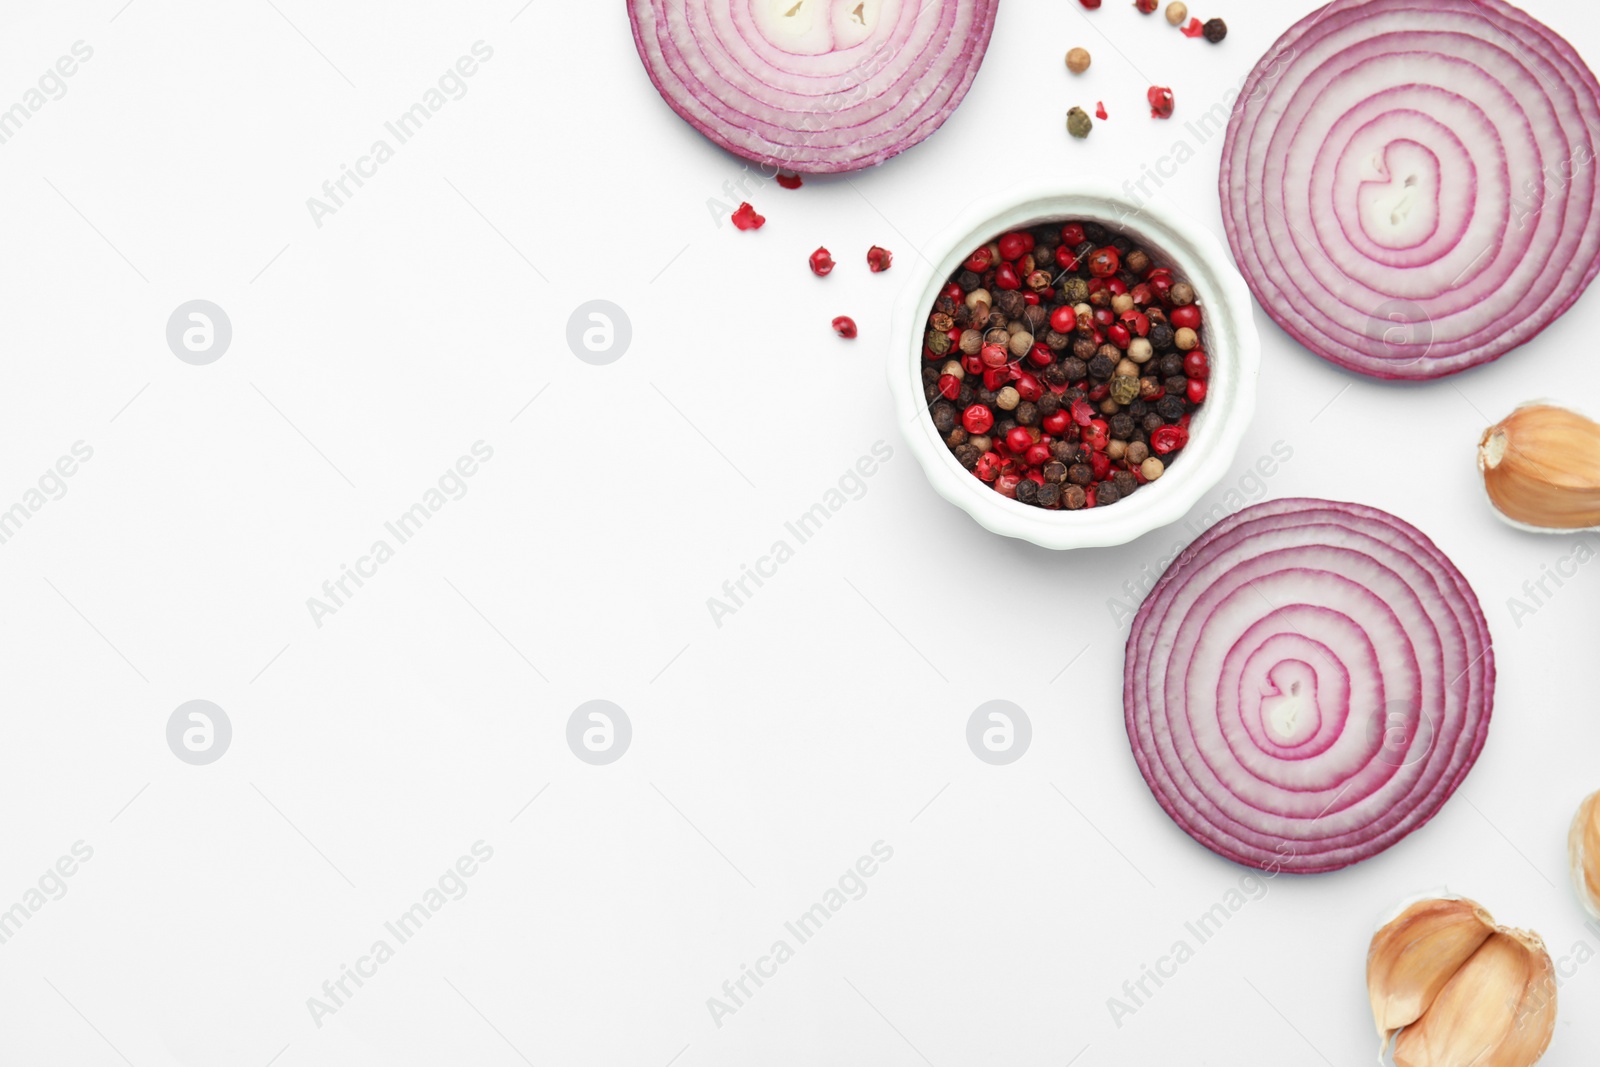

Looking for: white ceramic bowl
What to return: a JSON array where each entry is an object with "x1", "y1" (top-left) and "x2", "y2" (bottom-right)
[{"x1": 888, "y1": 180, "x2": 1261, "y2": 550}]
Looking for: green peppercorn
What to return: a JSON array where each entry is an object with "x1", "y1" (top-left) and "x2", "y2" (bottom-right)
[
  {"x1": 1060, "y1": 277, "x2": 1090, "y2": 304},
  {"x1": 926, "y1": 329, "x2": 952, "y2": 356},
  {"x1": 1067, "y1": 107, "x2": 1093, "y2": 139},
  {"x1": 1110, "y1": 375, "x2": 1141, "y2": 405}
]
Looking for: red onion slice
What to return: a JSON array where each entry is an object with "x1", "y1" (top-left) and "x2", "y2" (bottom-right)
[
  {"x1": 1124, "y1": 500, "x2": 1494, "y2": 874},
  {"x1": 627, "y1": 0, "x2": 999, "y2": 174},
  {"x1": 1221, "y1": 0, "x2": 1600, "y2": 379}
]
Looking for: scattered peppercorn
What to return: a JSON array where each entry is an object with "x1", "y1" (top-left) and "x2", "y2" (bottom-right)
[
  {"x1": 776, "y1": 173, "x2": 803, "y2": 189},
  {"x1": 731, "y1": 202, "x2": 765, "y2": 230},
  {"x1": 1095, "y1": 101, "x2": 1109, "y2": 120},
  {"x1": 1148, "y1": 86, "x2": 1175, "y2": 120},
  {"x1": 1180, "y1": 16, "x2": 1205, "y2": 37},
  {"x1": 1066, "y1": 47, "x2": 1092, "y2": 74},
  {"x1": 1067, "y1": 107, "x2": 1093, "y2": 139},
  {"x1": 1165, "y1": 1, "x2": 1187, "y2": 24},
  {"x1": 1134, "y1": 0, "x2": 1158, "y2": 11},
  {"x1": 833, "y1": 315, "x2": 857, "y2": 339},
  {"x1": 809, "y1": 247, "x2": 835, "y2": 276},
  {"x1": 1078, "y1": 0, "x2": 1102, "y2": 7},
  {"x1": 1203, "y1": 17, "x2": 1227, "y2": 42},
  {"x1": 925, "y1": 220, "x2": 1209, "y2": 510},
  {"x1": 868, "y1": 245, "x2": 893, "y2": 272}
]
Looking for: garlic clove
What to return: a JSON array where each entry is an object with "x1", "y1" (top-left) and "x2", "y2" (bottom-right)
[
  {"x1": 1569, "y1": 791, "x2": 1600, "y2": 921},
  {"x1": 1367, "y1": 897, "x2": 1494, "y2": 1038},
  {"x1": 1392, "y1": 928, "x2": 1556, "y2": 1067},
  {"x1": 1478, "y1": 403, "x2": 1600, "y2": 531}
]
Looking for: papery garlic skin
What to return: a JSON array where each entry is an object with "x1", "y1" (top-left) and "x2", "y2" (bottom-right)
[
  {"x1": 1478, "y1": 403, "x2": 1600, "y2": 532},
  {"x1": 1570, "y1": 792, "x2": 1600, "y2": 922},
  {"x1": 1368, "y1": 896, "x2": 1556, "y2": 1067}
]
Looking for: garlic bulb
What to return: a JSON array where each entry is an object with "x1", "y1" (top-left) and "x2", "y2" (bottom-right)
[
  {"x1": 1478, "y1": 403, "x2": 1600, "y2": 531},
  {"x1": 1570, "y1": 792, "x2": 1600, "y2": 921},
  {"x1": 1368, "y1": 896, "x2": 1556, "y2": 1067}
]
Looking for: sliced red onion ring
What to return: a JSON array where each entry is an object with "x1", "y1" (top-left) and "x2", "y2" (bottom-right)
[
  {"x1": 1123, "y1": 499, "x2": 1493, "y2": 874},
  {"x1": 1220, "y1": 0, "x2": 1600, "y2": 379},
  {"x1": 627, "y1": 0, "x2": 999, "y2": 174}
]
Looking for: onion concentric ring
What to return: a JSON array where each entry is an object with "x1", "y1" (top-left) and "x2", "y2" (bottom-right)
[
  {"x1": 1123, "y1": 499, "x2": 1494, "y2": 874},
  {"x1": 627, "y1": 0, "x2": 1000, "y2": 174},
  {"x1": 1220, "y1": 0, "x2": 1600, "y2": 379}
]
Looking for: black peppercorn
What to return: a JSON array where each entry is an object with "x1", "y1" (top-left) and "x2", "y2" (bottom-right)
[
  {"x1": 1050, "y1": 440, "x2": 1077, "y2": 463},
  {"x1": 1159, "y1": 352, "x2": 1185, "y2": 378},
  {"x1": 1062, "y1": 356, "x2": 1089, "y2": 380},
  {"x1": 1037, "y1": 394, "x2": 1061, "y2": 417},
  {"x1": 1156, "y1": 395, "x2": 1185, "y2": 421},
  {"x1": 1063, "y1": 484, "x2": 1087, "y2": 510},
  {"x1": 1043, "y1": 461, "x2": 1068, "y2": 483},
  {"x1": 1143, "y1": 412, "x2": 1166, "y2": 434},
  {"x1": 954, "y1": 443, "x2": 981, "y2": 469},
  {"x1": 1045, "y1": 330, "x2": 1072, "y2": 351},
  {"x1": 996, "y1": 418, "x2": 1018, "y2": 437},
  {"x1": 1036, "y1": 482, "x2": 1061, "y2": 509},
  {"x1": 1164, "y1": 374, "x2": 1189, "y2": 397},
  {"x1": 1088, "y1": 354, "x2": 1115, "y2": 379},
  {"x1": 986, "y1": 310, "x2": 1008, "y2": 330},
  {"x1": 1089, "y1": 287, "x2": 1112, "y2": 309},
  {"x1": 945, "y1": 427, "x2": 968, "y2": 449},
  {"x1": 1043, "y1": 362, "x2": 1069, "y2": 386},
  {"x1": 922, "y1": 365, "x2": 940, "y2": 383},
  {"x1": 1083, "y1": 222, "x2": 1108, "y2": 243},
  {"x1": 978, "y1": 388, "x2": 999, "y2": 407},
  {"x1": 1129, "y1": 399, "x2": 1148, "y2": 419},
  {"x1": 957, "y1": 384, "x2": 976, "y2": 407},
  {"x1": 1203, "y1": 17, "x2": 1227, "y2": 42},
  {"x1": 1113, "y1": 469, "x2": 1138, "y2": 496},
  {"x1": 996, "y1": 290, "x2": 1026, "y2": 318},
  {"x1": 1023, "y1": 305, "x2": 1049, "y2": 331},
  {"x1": 1072, "y1": 338, "x2": 1097, "y2": 362},
  {"x1": 1111, "y1": 235, "x2": 1131, "y2": 254},
  {"x1": 1015, "y1": 479, "x2": 1039, "y2": 505},
  {"x1": 1109, "y1": 412, "x2": 1135, "y2": 440},
  {"x1": 1150, "y1": 323, "x2": 1175, "y2": 351},
  {"x1": 1097, "y1": 483, "x2": 1121, "y2": 506},
  {"x1": 1015, "y1": 401, "x2": 1039, "y2": 426},
  {"x1": 1125, "y1": 249, "x2": 1151, "y2": 275},
  {"x1": 958, "y1": 269, "x2": 982, "y2": 291},
  {"x1": 932, "y1": 403, "x2": 958, "y2": 434},
  {"x1": 1068, "y1": 463, "x2": 1093, "y2": 486}
]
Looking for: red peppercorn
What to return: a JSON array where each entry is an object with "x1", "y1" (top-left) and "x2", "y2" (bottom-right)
[
  {"x1": 1071, "y1": 398, "x2": 1094, "y2": 426},
  {"x1": 1089, "y1": 450, "x2": 1111, "y2": 480},
  {"x1": 1186, "y1": 379, "x2": 1208, "y2": 404},
  {"x1": 1079, "y1": 0, "x2": 1101, "y2": 7},
  {"x1": 1085, "y1": 486, "x2": 1098, "y2": 508},
  {"x1": 964, "y1": 406, "x2": 995, "y2": 435},
  {"x1": 809, "y1": 247, "x2": 835, "y2": 276},
  {"x1": 941, "y1": 282, "x2": 964, "y2": 303},
  {"x1": 1148, "y1": 275, "x2": 1173, "y2": 302},
  {"x1": 1022, "y1": 291, "x2": 1040, "y2": 306},
  {"x1": 1184, "y1": 350, "x2": 1210, "y2": 379},
  {"x1": 1181, "y1": 16, "x2": 1205, "y2": 37},
  {"x1": 1130, "y1": 283, "x2": 1153, "y2": 305},
  {"x1": 731, "y1": 202, "x2": 765, "y2": 230},
  {"x1": 963, "y1": 353, "x2": 984, "y2": 376},
  {"x1": 1050, "y1": 307, "x2": 1077, "y2": 335},
  {"x1": 981, "y1": 343, "x2": 1009, "y2": 368},
  {"x1": 976, "y1": 452, "x2": 1002, "y2": 482},
  {"x1": 1108, "y1": 323, "x2": 1132, "y2": 349},
  {"x1": 1004, "y1": 427, "x2": 1034, "y2": 456},
  {"x1": 1042, "y1": 410, "x2": 1070, "y2": 435},
  {"x1": 1025, "y1": 442, "x2": 1052, "y2": 467},
  {"x1": 965, "y1": 247, "x2": 994, "y2": 272},
  {"x1": 833, "y1": 316, "x2": 857, "y2": 338},
  {"x1": 776, "y1": 172, "x2": 803, "y2": 189},
  {"x1": 998, "y1": 232, "x2": 1033, "y2": 260},
  {"x1": 995, "y1": 473, "x2": 1021, "y2": 499},
  {"x1": 994, "y1": 263, "x2": 1021, "y2": 290},
  {"x1": 1148, "y1": 86, "x2": 1175, "y2": 120},
  {"x1": 1015, "y1": 373, "x2": 1043, "y2": 402},
  {"x1": 867, "y1": 245, "x2": 893, "y2": 272},
  {"x1": 1170, "y1": 304, "x2": 1203, "y2": 330},
  {"x1": 1095, "y1": 101, "x2": 1108, "y2": 120},
  {"x1": 1060, "y1": 223, "x2": 1086, "y2": 247},
  {"x1": 982, "y1": 367, "x2": 1009, "y2": 390},
  {"x1": 1088, "y1": 247, "x2": 1120, "y2": 278},
  {"x1": 1084, "y1": 420, "x2": 1110, "y2": 451},
  {"x1": 1029, "y1": 342, "x2": 1054, "y2": 367},
  {"x1": 1151, "y1": 426, "x2": 1188, "y2": 455},
  {"x1": 1120, "y1": 309, "x2": 1150, "y2": 337},
  {"x1": 1093, "y1": 307, "x2": 1115, "y2": 329},
  {"x1": 1134, "y1": 0, "x2": 1157, "y2": 11},
  {"x1": 937, "y1": 374, "x2": 961, "y2": 400},
  {"x1": 1107, "y1": 277, "x2": 1128, "y2": 296},
  {"x1": 1055, "y1": 245, "x2": 1080, "y2": 271},
  {"x1": 1026, "y1": 469, "x2": 1047, "y2": 487}
]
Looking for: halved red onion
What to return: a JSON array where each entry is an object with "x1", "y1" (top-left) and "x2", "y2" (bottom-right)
[
  {"x1": 1124, "y1": 499, "x2": 1493, "y2": 874},
  {"x1": 1221, "y1": 0, "x2": 1600, "y2": 379},
  {"x1": 627, "y1": 0, "x2": 999, "y2": 174}
]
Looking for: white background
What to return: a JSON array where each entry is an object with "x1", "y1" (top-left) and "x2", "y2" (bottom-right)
[{"x1": 0, "y1": 0, "x2": 1596, "y2": 1063}]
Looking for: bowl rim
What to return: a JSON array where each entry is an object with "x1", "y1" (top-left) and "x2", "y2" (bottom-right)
[{"x1": 887, "y1": 179, "x2": 1262, "y2": 550}]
